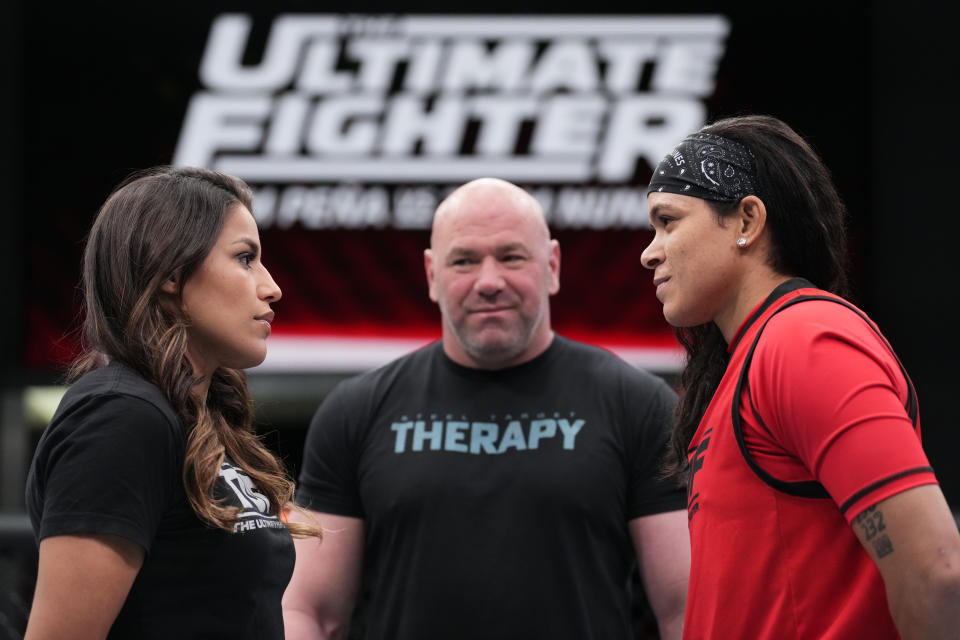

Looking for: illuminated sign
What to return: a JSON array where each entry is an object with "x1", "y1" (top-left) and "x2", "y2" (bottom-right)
[{"x1": 174, "y1": 14, "x2": 729, "y2": 231}]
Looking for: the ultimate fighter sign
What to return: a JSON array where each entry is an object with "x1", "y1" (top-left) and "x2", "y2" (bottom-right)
[{"x1": 175, "y1": 14, "x2": 728, "y2": 231}]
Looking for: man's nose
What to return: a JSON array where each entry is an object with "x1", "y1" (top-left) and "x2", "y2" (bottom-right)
[{"x1": 474, "y1": 256, "x2": 505, "y2": 294}]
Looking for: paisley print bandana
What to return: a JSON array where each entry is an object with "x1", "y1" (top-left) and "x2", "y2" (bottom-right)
[{"x1": 648, "y1": 132, "x2": 757, "y2": 202}]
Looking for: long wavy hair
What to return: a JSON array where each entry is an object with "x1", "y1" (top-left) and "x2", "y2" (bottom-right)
[
  {"x1": 663, "y1": 115, "x2": 852, "y2": 480},
  {"x1": 72, "y1": 166, "x2": 318, "y2": 537}
]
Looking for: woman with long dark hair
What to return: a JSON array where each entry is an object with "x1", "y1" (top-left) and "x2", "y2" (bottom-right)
[
  {"x1": 25, "y1": 166, "x2": 319, "y2": 639},
  {"x1": 642, "y1": 115, "x2": 960, "y2": 638}
]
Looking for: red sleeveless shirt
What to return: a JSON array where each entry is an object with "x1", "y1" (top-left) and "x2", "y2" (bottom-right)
[{"x1": 683, "y1": 280, "x2": 936, "y2": 639}]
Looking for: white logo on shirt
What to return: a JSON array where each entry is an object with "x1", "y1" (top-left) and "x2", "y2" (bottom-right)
[{"x1": 219, "y1": 461, "x2": 286, "y2": 533}]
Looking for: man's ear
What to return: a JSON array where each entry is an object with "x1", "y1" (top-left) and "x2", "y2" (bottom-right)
[
  {"x1": 736, "y1": 195, "x2": 768, "y2": 247},
  {"x1": 547, "y1": 239, "x2": 560, "y2": 295},
  {"x1": 424, "y1": 249, "x2": 438, "y2": 303}
]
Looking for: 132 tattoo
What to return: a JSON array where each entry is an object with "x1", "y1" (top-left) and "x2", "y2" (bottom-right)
[{"x1": 854, "y1": 506, "x2": 893, "y2": 558}]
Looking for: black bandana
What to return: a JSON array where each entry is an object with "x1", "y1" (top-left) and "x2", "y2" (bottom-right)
[{"x1": 647, "y1": 132, "x2": 757, "y2": 202}]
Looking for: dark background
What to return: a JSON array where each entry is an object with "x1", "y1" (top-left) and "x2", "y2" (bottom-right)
[{"x1": 1, "y1": 2, "x2": 957, "y2": 638}]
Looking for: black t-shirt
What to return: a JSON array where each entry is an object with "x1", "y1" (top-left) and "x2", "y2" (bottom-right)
[
  {"x1": 25, "y1": 362, "x2": 295, "y2": 639},
  {"x1": 297, "y1": 336, "x2": 684, "y2": 640}
]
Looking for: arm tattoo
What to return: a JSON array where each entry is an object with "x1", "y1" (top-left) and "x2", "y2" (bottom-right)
[{"x1": 854, "y1": 506, "x2": 894, "y2": 558}]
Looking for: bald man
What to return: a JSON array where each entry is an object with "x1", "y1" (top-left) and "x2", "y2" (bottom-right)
[{"x1": 283, "y1": 179, "x2": 690, "y2": 640}]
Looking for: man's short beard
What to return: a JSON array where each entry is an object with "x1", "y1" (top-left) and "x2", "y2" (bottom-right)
[
  {"x1": 446, "y1": 307, "x2": 545, "y2": 369},
  {"x1": 460, "y1": 332, "x2": 528, "y2": 367}
]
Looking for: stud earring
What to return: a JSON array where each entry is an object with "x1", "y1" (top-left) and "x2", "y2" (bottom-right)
[{"x1": 737, "y1": 237, "x2": 747, "y2": 248}]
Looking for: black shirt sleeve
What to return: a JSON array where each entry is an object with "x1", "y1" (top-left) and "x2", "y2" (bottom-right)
[
  {"x1": 626, "y1": 373, "x2": 686, "y2": 519},
  {"x1": 296, "y1": 381, "x2": 365, "y2": 517},
  {"x1": 29, "y1": 393, "x2": 182, "y2": 552}
]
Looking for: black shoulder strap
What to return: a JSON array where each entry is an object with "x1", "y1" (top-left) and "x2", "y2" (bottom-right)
[{"x1": 732, "y1": 294, "x2": 919, "y2": 498}]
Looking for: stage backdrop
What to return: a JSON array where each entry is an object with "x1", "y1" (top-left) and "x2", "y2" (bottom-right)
[{"x1": 18, "y1": 5, "x2": 873, "y2": 377}]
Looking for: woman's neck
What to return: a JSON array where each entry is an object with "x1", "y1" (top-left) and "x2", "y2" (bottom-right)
[{"x1": 715, "y1": 269, "x2": 793, "y2": 344}]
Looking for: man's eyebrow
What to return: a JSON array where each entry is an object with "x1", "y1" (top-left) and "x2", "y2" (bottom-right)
[
  {"x1": 447, "y1": 243, "x2": 530, "y2": 257},
  {"x1": 447, "y1": 246, "x2": 479, "y2": 257}
]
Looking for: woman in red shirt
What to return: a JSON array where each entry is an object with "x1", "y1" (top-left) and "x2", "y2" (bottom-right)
[{"x1": 641, "y1": 114, "x2": 960, "y2": 639}]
